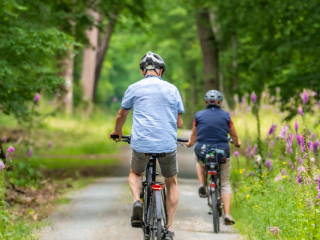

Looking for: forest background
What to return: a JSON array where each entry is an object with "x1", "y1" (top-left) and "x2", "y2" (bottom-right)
[{"x1": 1, "y1": 0, "x2": 320, "y2": 238}]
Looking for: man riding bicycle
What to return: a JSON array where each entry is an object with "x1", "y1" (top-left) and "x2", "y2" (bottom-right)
[
  {"x1": 110, "y1": 51, "x2": 184, "y2": 240},
  {"x1": 185, "y1": 90, "x2": 241, "y2": 225}
]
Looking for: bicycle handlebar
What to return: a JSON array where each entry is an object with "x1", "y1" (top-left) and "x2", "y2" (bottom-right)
[{"x1": 177, "y1": 138, "x2": 189, "y2": 143}]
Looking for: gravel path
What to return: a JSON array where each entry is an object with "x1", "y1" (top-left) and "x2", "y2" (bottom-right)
[{"x1": 38, "y1": 130, "x2": 241, "y2": 240}]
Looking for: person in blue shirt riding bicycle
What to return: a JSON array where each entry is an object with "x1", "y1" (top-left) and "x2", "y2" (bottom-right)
[
  {"x1": 110, "y1": 51, "x2": 184, "y2": 240},
  {"x1": 185, "y1": 90, "x2": 241, "y2": 225}
]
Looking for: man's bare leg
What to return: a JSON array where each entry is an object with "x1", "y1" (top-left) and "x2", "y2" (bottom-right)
[
  {"x1": 128, "y1": 168, "x2": 143, "y2": 202},
  {"x1": 165, "y1": 175, "x2": 179, "y2": 231},
  {"x1": 196, "y1": 163, "x2": 206, "y2": 186}
]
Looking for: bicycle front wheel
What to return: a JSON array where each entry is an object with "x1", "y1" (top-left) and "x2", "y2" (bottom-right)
[{"x1": 211, "y1": 191, "x2": 219, "y2": 233}]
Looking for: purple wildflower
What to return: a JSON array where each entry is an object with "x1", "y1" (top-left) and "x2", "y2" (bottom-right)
[
  {"x1": 250, "y1": 152, "x2": 254, "y2": 159},
  {"x1": 245, "y1": 145, "x2": 251, "y2": 157},
  {"x1": 113, "y1": 97, "x2": 118, "y2": 102},
  {"x1": 48, "y1": 141, "x2": 52, "y2": 148},
  {"x1": 268, "y1": 152, "x2": 272, "y2": 158},
  {"x1": 311, "y1": 134, "x2": 316, "y2": 139},
  {"x1": 265, "y1": 159, "x2": 272, "y2": 171},
  {"x1": 256, "y1": 155, "x2": 261, "y2": 166},
  {"x1": 296, "y1": 156, "x2": 303, "y2": 164},
  {"x1": 270, "y1": 95, "x2": 275, "y2": 103},
  {"x1": 311, "y1": 158, "x2": 315, "y2": 163},
  {"x1": 234, "y1": 151, "x2": 239, "y2": 157},
  {"x1": 34, "y1": 93, "x2": 40, "y2": 104},
  {"x1": 313, "y1": 139, "x2": 319, "y2": 153},
  {"x1": 28, "y1": 148, "x2": 33, "y2": 157},
  {"x1": 270, "y1": 227, "x2": 280, "y2": 235},
  {"x1": 251, "y1": 92, "x2": 257, "y2": 104},
  {"x1": 316, "y1": 179, "x2": 320, "y2": 199},
  {"x1": 275, "y1": 176, "x2": 281, "y2": 181},
  {"x1": 279, "y1": 125, "x2": 288, "y2": 138},
  {"x1": 297, "y1": 175, "x2": 302, "y2": 184},
  {"x1": 301, "y1": 91, "x2": 309, "y2": 104},
  {"x1": 281, "y1": 169, "x2": 287, "y2": 176},
  {"x1": 0, "y1": 161, "x2": 5, "y2": 171},
  {"x1": 285, "y1": 133, "x2": 293, "y2": 155},
  {"x1": 294, "y1": 121, "x2": 299, "y2": 133},
  {"x1": 253, "y1": 144, "x2": 258, "y2": 155},
  {"x1": 270, "y1": 141, "x2": 274, "y2": 149},
  {"x1": 251, "y1": 172, "x2": 254, "y2": 176},
  {"x1": 296, "y1": 134, "x2": 305, "y2": 153},
  {"x1": 267, "y1": 124, "x2": 278, "y2": 135},
  {"x1": 2, "y1": 136, "x2": 7, "y2": 143},
  {"x1": 308, "y1": 140, "x2": 313, "y2": 151},
  {"x1": 298, "y1": 107, "x2": 304, "y2": 116},
  {"x1": 7, "y1": 146, "x2": 14, "y2": 153},
  {"x1": 276, "y1": 87, "x2": 281, "y2": 93},
  {"x1": 288, "y1": 160, "x2": 292, "y2": 165}
]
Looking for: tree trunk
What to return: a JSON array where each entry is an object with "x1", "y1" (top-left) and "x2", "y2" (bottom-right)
[
  {"x1": 196, "y1": 10, "x2": 219, "y2": 91},
  {"x1": 231, "y1": 31, "x2": 238, "y2": 92},
  {"x1": 59, "y1": 48, "x2": 74, "y2": 115},
  {"x1": 80, "y1": 9, "x2": 99, "y2": 104},
  {"x1": 93, "y1": 15, "x2": 117, "y2": 102}
]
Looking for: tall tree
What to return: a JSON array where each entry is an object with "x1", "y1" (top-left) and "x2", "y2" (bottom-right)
[
  {"x1": 196, "y1": 9, "x2": 219, "y2": 91},
  {"x1": 93, "y1": 14, "x2": 117, "y2": 102},
  {"x1": 80, "y1": 9, "x2": 100, "y2": 105}
]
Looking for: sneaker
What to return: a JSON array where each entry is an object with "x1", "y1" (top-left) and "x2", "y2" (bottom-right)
[
  {"x1": 162, "y1": 230, "x2": 174, "y2": 240},
  {"x1": 131, "y1": 200, "x2": 143, "y2": 228},
  {"x1": 224, "y1": 213, "x2": 235, "y2": 225},
  {"x1": 198, "y1": 186, "x2": 206, "y2": 198}
]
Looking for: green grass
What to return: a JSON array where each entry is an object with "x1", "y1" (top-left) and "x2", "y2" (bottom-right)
[{"x1": 40, "y1": 158, "x2": 118, "y2": 169}]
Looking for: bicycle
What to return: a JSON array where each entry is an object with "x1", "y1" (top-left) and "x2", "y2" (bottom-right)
[
  {"x1": 202, "y1": 138, "x2": 234, "y2": 234},
  {"x1": 111, "y1": 135, "x2": 188, "y2": 240}
]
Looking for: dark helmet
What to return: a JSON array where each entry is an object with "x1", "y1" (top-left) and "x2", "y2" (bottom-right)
[
  {"x1": 140, "y1": 51, "x2": 166, "y2": 73},
  {"x1": 205, "y1": 90, "x2": 223, "y2": 107}
]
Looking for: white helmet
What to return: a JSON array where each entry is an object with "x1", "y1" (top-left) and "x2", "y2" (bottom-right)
[
  {"x1": 140, "y1": 51, "x2": 166, "y2": 74},
  {"x1": 205, "y1": 90, "x2": 223, "y2": 107}
]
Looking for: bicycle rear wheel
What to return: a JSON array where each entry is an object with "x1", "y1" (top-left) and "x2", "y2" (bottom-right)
[{"x1": 211, "y1": 191, "x2": 219, "y2": 233}]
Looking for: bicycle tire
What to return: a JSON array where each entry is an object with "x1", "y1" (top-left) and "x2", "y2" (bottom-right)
[
  {"x1": 211, "y1": 191, "x2": 219, "y2": 233},
  {"x1": 157, "y1": 219, "x2": 162, "y2": 239}
]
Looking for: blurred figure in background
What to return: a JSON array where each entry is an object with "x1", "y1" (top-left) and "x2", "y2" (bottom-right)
[{"x1": 186, "y1": 90, "x2": 241, "y2": 225}]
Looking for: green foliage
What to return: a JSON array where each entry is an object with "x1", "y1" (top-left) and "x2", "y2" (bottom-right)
[
  {"x1": 97, "y1": 0, "x2": 203, "y2": 126},
  {"x1": 213, "y1": 0, "x2": 320, "y2": 106}
]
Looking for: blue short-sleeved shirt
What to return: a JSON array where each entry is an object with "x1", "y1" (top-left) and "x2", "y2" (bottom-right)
[
  {"x1": 121, "y1": 76, "x2": 185, "y2": 153},
  {"x1": 194, "y1": 106, "x2": 232, "y2": 151}
]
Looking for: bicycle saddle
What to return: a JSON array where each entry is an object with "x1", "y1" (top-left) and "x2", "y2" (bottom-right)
[{"x1": 145, "y1": 153, "x2": 166, "y2": 158}]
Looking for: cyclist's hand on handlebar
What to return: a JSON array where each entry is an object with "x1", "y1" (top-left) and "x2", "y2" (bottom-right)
[
  {"x1": 185, "y1": 140, "x2": 193, "y2": 148},
  {"x1": 235, "y1": 140, "x2": 241, "y2": 148},
  {"x1": 109, "y1": 130, "x2": 122, "y2": 141}
]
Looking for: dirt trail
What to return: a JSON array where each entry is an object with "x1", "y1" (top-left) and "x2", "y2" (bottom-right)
[{"x1": 38, "y1": 130, "x2": 241, "y2": 240}]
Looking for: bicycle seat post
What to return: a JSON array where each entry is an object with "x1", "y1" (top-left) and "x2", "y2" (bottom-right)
[{"x1": 150, "y1": 155, "x2": 157, "y2": 182}]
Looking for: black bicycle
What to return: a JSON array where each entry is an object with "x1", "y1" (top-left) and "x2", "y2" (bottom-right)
[
  {"x1": 111, "y1": 135, "x2": 188, "y2": 240},
  {"x1": 203, "y1": 138, "x2": 234, "y2": 233}
]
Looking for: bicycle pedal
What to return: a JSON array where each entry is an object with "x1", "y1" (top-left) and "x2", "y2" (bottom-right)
[{"x1": 131, "y1": 219, "x2": 143, "y2": 228}]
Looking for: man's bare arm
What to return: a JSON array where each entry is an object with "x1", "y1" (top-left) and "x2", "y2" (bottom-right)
[
  {"x1": 177, "y1": 113, "x2": 183, "y2": 128},
  {"x1": 109, "y1": 108, "x2": 130, "y2": 140},
  {"x1": 186, "y1": 124, "x2": 197, "y2": 147},
  {"x1": 229, "y1": 125, "x2": 241, "y2": 147}
]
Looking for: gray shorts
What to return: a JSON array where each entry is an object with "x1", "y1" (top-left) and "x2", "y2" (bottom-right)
[{"x1": 131, "y1": 149, "x2": 178, "y2": 178}]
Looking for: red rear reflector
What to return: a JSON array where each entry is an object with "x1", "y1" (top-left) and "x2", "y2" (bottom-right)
[
  {"x1": 152, "y1": 184, "x2": 164, "y2": 190},
  {"x1": 210, "y1": 183, "x2": 216, "y2": 188},
  {"x1": 208, "y1": 171, "x2": 217, "y2": 175}
]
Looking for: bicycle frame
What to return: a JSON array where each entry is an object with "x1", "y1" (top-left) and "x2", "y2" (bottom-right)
[{"x1": 142, "y1": 154, "x2": 168, "y2": 239}]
